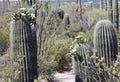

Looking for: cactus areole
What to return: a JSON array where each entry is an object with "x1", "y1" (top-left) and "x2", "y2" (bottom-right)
[{"x1": 93, "y1": 20, "x2": 118, "y2": 66}]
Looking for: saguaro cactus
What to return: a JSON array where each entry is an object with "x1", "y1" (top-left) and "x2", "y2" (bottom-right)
[
  {"x1": 93, "y1": 20, "x2": 118, "y2": 66},
  {"x1": 100, "y1": 0, "x2": 104, "y2": 10},
  {"x1": 21, "y1": 0, "x2": 36, "y2": 6},
  {"x1": 10, "y1": 8, "x2": 37, "y2": 82},
  {"x1": 107, "y1": 0, "x2": 113, "y2": 22},
  {"x1": 63, "y1": 14, "x2": 70, "y2": 30},
  {"x1": 113, "y1": 0, "x2": 119, "y2": 30},
  {"x1": 70, "y1": 33, "x2": 91, "y2": 82},
  {"x1": 104, "y1": 0, "x2": 107, "y2": 10},
  {"x1": 73, "y1": 44, "x2": 89, "y2": 82},
  {"x1": 77, "y1": 0, "x2": 82, "y2": 19}
]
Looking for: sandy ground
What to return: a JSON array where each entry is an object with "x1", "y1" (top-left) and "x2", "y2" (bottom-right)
[{"x1": 54, "y1": 71, "x2": 75, "y2": 82}]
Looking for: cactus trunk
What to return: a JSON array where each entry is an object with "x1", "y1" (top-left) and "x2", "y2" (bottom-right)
[
  {"x1": 107, "y1": 0, "x2": 113, "y2": 22},
  {"x1": 63, "y1": 14, "x2": 70, "y2": 30},
  {"x1": 100, "y1": 0, "x2": 104, "y2": 10},
  {"x1": 93, "y1": 20, "x2": 118, "y2": 67},
  {"x1": 113, "y1": 0, "x2": 119, "y2": 30},
  {"x1": 78, "y1": 0, "x2": 82, "y2": 19},
  {"x1": 73, "y1": 44, "x2": 91, "y2": 82},
  {"x1": 21, "y1": 0, "x2": 36, "y2": 6},
  {"x1": 10, "y1": 14, "x2": 37, "y2": 82},
  {"x1": 104, "y1": 0, "x2": 107, "y2": 10}
]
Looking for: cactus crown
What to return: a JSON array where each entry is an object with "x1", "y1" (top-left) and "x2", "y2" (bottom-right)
[
  {"x1": 69, "y1": 32, "x2": 88, "y2": 55},
  {"x1": 94, "y1": 20, "x2": 116, "y2": 45},
  {"x1": 12, "y1": 8, "x2": 35, "y2": 23},
  {"x1": 94, "y1": 20, "x2": 113, "y2": 30}
]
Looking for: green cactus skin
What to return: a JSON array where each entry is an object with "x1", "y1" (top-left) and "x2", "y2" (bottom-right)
[
  {"x1": 93, "y1": 20, "x2": 118, "y2": 67},
  {"x1": 10, "y1": 19, "x2": 38, "y2": 82},
  {"x1": 44, "y1": 2, "x2": 49, "y2": 15},
  {"x1": 57, "y1": 0, "x2": 60, "y2": 9},
  {"x1": 107, "y1": 0, "x2": 113, "y2": 22},
  {"x1": 63, "y1": 14, "x2": 70, "y2": 30},
  {"x1": 21, "y1": 0, "x2": 29, "y2": 6},
  {"x1": 73, "y1": 44, "x2": 91, "y2": 82},
  {"x1": 113, "y1": 0, "x2": 119, "y2": 30},
  {"x1": 22, "y1": 0, "x2": 36, "y2": 6},
  {"x1": 104, "y1": 0, "x2": 107, "y2": 10},
  {"x1": 77, "y1": 0, "x2": 82, "y2": 19},
  {"x1": 31, "y1": 0, "x2": 36, "y2": 5},
  {"x1": 100, "y1": 0, "x2": 104, "y2": 10}
]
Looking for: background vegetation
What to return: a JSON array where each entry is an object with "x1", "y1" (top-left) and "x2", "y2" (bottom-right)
[{"x1": 0, "y1": 0, "x2": 120, "y2": 82}]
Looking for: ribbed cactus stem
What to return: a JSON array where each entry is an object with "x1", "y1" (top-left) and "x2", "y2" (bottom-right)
[
  {"x1": 22, "y1": 0, "x2": 36, "y2": 6},
  {"x1": 93, "y1": 20, "x2": 118, "y2": 67},
  {"x1": 113, "y1": 0, "x2": 119, "y2": 30},
  {"x1": 73, "y1": 44, "x2": 89, "y2": 82},
  {"x1": 104, "y1": 0, "x2": 107, "y2": 10},
  {"x1": 31, "y1": 0, "x2": 36, "y2": 5},
  {"x1": 10, "y1": 9, "x2": 37, "y2": 82},
  {"x1": 78, "y1": 0, "x2": 82, "y2": 19},
  {"x1": 100, "y1": 0, "x2": 104, "y2": 10},
  {"x1": 10, "y1": 20, "x2": 20, "y2": 82},
  {"x1": 107, "y1": 0, "x2": 113, "y2": 22}
]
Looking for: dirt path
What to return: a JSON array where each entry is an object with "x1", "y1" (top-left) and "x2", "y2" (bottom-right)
[{"x1": 54, "y1": 72, "x2": 75, "y2": 82}]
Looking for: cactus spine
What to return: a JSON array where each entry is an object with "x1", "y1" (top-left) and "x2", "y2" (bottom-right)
[
  {"x1": 107, "y1": 0, "x2": 113, "y2": 22},
  {"x1": 113, "y1": 0, "x2": 119, "y2": 30},
  {"x1": 93, "y1": 20, "x2": 118, "y2": 66},
  {"x1": 10, "y1": 9, "x2": 37, "y2": 82}
]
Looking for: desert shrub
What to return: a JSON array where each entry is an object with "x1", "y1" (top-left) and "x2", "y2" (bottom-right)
[
  {"x1": 117, "y1": 30, "x2": 120, "y2": 52},
  {"x1": 0, "y1": 27, "x2": 9, "y2": 55},
  {"x1": 0, "y1": 14, "x2": 10, "y2": 27},
  {"x1": 47, "y1": 35, "x2": 72, "y2": 71},
  {"x1": 61, "y1": 3, "x2": 78, "y2": 13},
  {"x1": 0, "y1": 54, "x2": 23, "y2": 82},
  {"x1": 83, "y1": 8, "x2": 107, "y2": 19},
  {"x1": 0, "y1": 62, "x2": 11, "y2": 82},
  {"x1": 38, "y1": 56, "x2": 55, "y2": 82},
  {"x1": 0, "y1": 28, "x2": 9, "y2": 45}
]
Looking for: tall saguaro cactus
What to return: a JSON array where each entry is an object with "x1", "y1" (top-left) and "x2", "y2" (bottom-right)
[
  {"x1": 10, "y1": 8, "x2": 37, "y2": 82},
  {"x1": 107, "y1": 0, "x2": 113, "y2": 23},
  {"x1": 100, "y1": 0, "x2": 104, "y2": 10},
  {"x1": 113, "y1": 0, "x2": 119, "y2": 30},
  {"x1": 93, "y1": 20, "x2": 118, "y2": 66},
  {"x1": 77, "y1": 0, "x2": 82, "y2": 19},
  {"x1": 21, "y1": 0, "x2": 36, "y2": 6},
  {"x1": 63, "y1": 14, "x2": 70, "y2": 30},
  {"x1": 104, "y1": 0, "x2": 107, "y2": 10}
]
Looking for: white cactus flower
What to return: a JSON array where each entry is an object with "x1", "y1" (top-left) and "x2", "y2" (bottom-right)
[
  {"x1": 21, "y1": 13, "x2": 26, "y2": 16},
  {"x1": 20, "y1": 8, "x2": 26, "y2": 10},
  {"x1": 31, "y1": 13, "x2": 35, "y2": 18},
  {"x1": 71, "y1": 48, "x2": 76, "y2": 53}
]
